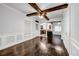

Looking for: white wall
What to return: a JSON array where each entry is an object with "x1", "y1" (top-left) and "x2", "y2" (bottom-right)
[
  {"x1": 0, "y1": 4, "x2": 25, "y2": 35},
  {"x1": 62, "y1": 3, "x2": 79, "y2": 56},
  {"x1": 61, "y1": 4, "x2": 70, "y2": 53},
  {"x1": 0, "y1": 4, "x2": 40, "y2": 50},
  {"x1": 70, "y1": 3, "x2": 79, "y2": 56}
]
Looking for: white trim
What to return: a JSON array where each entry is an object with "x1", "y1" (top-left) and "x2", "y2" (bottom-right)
[
  {"x1": 0, "y1": 35, "x2": 38, "y2": 50},
  {"x1": 71, "y1": 38, "x2": 79, "y2": 46},
  {"x1": 70, "y1": 37, "x2": 79, "y2": 56},
  {"x1": 71, "y1": 41, "x2": 79, "y2": 50}
]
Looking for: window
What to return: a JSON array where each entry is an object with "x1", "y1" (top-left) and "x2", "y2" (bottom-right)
[
  {"x1": 53, "y1": 22, "x2": 61, "y2": 32},
  {"x1": 54, "y1": 26, "x2": 61, "y2": 32}
]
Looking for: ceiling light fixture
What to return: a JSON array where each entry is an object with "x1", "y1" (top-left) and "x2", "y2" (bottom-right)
[
  {"x1": 39, "y1": 12, "x2": 45, "y2": 19},
  {"x1": 38, "y1": 12, "x2": 43, "y2": 19},
  {"x1": 39, "y1": 15, "x2": 43, "y2": 19}
]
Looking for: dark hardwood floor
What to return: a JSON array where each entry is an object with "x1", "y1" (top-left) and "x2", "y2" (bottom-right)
[
  {"x1": 0, "y1": 35, "x2": 69, "y2": 56},
  {"x1": 32, "y1": 35, "x2": 69, "y2": 56}
]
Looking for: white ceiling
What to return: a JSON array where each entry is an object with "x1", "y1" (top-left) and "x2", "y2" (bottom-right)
[
  {"x1": 37, "y1": 3, "x2": 61, "y2": 10},
  {"x1": 5, "y1": 3, "x2": 37, "y2": 14},
  {"x1": 5, "y1": 3, "x2": 66, "y2": 22}
]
